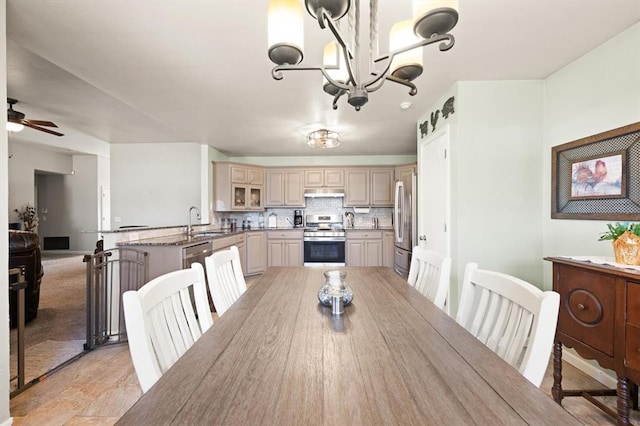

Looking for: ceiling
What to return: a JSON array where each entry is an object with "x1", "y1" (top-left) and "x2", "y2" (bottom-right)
[{"x1": 6, "y1": 0, "x2": 640, "y2": 157}]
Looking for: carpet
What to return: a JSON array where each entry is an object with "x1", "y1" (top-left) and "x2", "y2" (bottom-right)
[{"x1": 10, "y1": 254, "x2": 87, "y2": 392}]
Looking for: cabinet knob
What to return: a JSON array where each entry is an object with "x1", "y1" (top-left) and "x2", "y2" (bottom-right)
[{"x1": 577, "y1": 303, "x2": 586, "y2": 310}]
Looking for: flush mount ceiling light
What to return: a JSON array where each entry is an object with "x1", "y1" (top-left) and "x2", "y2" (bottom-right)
[
  {"x1": 307, "y1": 129, "x2": 340, "y2": 149},
  {"x1": 268, "y1": 0, "x2": 458, "y2": 111}
]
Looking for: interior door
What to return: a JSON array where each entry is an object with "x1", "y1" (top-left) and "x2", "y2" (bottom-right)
[{"x1": 417, "y1": 125, "x2": 450, "y2": 256}]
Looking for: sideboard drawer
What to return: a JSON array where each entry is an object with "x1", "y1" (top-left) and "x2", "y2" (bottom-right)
[{"x1": 555, "y1": 264, "x2": 615, "y2": 356}]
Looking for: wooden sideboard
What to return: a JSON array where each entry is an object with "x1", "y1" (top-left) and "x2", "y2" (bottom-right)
[{"x1": 546, "y1": 256, "x2": 640, "y2": 425}]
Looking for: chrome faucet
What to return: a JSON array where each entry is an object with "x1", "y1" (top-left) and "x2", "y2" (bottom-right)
[{"x1": 188, "y1": 205, "x2": 201, "y2": 236}]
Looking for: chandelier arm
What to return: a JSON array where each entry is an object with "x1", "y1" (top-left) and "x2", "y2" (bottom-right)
[
  {"x1": 385, "y1": 74, "x2": 418, "y2": 96},
  {"x1": 332, "y1": 89, "x2": 347, "y2": 110},
  {"x1": 272, "y1": 63, "x2": 355, "y2": 93},
  {"x1": 374, "y1": 34, "x2": 455, "y2": 65},
  {"x1": 318, "y1": 8, "x2": 354, "y2": 60}
]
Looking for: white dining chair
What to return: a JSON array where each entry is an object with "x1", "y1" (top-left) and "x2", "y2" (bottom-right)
[
  {"x1": 122, "y1": 262, "x2": 213, "y2": 393},
  {"x1": 455, "y1": 262, "x2": 560, "y2": 387},
  {"x1": 407, "y1": 246, "x2": 451, "y2": 312},
  {"x1": 204, "y1": 245, "x2": 247, "y2": 316}
]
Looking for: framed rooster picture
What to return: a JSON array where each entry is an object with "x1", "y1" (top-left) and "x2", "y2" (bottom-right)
[
  {"x1": 569, "y1": 151, "x2": 625, "y2": 199},
  {"x1": 552, "y1": 121, "x2": 640, "y2": 220}
]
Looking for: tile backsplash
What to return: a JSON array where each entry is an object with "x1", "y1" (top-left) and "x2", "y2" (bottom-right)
[{"x1": 210, "y1": 197, "x2": 392, "y2": 228}]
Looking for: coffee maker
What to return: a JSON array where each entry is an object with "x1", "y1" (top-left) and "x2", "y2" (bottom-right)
[{"x1": 294, "y1": 210, "x2": 303, "y2": 227}]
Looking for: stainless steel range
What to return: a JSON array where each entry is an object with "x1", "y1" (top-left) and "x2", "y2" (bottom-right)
[{"x1": 303, "y1": 214, "x2": 345, "y2": 267}]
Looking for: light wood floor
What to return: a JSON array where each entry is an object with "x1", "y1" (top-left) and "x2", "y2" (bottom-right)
[{"x1": 9, "y1": 344, "x2": 640, "y2": 425}]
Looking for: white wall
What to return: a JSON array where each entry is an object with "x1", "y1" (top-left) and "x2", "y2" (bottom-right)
[
  {"x1": 542, "y1": 22, "x2": 640, "y2": 289},
  {"x1": 418, "y1": 81, "x2": 544, "y2": 312},
  {"x1": 111, "y1": 143, "x2": 203, "y2": 228},
  {"x1": 8, "y1": 142, "x2": 72, "y2": 222},
  {"x1": 1, "y1": 0, "x2": 10, "y2": 422}
]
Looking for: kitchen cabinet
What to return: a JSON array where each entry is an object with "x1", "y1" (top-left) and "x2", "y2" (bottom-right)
[
  {"x1": 383, "y1": 231, "x2": 395, "y2": 268},
  {"x1": 245, "y1": 231, "x2": 266, "y2": 276},
  {"x1": 344, "y1": 169, "x2": 370, "y2": 206},
  {"x1": 344, "y1": 167, "x2": 394, "y2": 207},
  {"x1": 265, "y1": 168, "x2": 305, "y2": 207},
  {"x1": 267, "y1": 230, "x2": 303, "y2": 267},
  {"x1": 370, "y1": 167, "x2": 395, "y2": 206},
  {"x1": 346, "y1": 230, "x2": 383, "y2": 266},
  {"x1": 304, "y1": 168, "x2": 345, "y2": 188},
  {"x1": 213, "y1": 162, "x2": 265, "y2": 211}
]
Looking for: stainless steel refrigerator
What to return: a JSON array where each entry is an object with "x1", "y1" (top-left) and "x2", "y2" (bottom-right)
[{"x1": 393, "y1": 168, "x2": 417, "y2": 278}]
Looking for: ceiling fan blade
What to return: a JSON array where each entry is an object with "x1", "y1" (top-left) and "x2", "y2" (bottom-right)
[
  {"x1": 24, "y1": 122, "x2": 64, "y2": 137},
  {"x1": 24, "y1": 119, "x2": 58, "y2": 128}
]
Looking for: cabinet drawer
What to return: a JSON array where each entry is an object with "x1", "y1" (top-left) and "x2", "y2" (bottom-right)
[
  {"x1": 347, "y1": 230, "x2": 382, "y2": 239},
  {"x1": 555, "y1": 264, "x2": 615, "y2": 357},
  {"x1": 236, "y1": 233, "x2": 246, "y2": 243},
  {"x1": 267, "y1": 230, "x2": 303, "y2": 240},
  {"x1": 626, "y1": 324, "x2": 640, "y2": 372},
  {"x1": 627, "y1": 282, "x2": 640, "y2": 326},
  {"x1": 212, "y1": 235, "x2": 238, "y2": 251}
]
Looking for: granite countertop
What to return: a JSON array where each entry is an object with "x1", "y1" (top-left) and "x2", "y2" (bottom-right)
[{"x1": 117, "y1": 225, "x2": 393, "y2": 247}]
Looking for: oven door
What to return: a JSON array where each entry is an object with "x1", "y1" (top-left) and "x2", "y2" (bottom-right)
[{"x1": 303, "y1": 238, "x2": 345, "y2": 267}]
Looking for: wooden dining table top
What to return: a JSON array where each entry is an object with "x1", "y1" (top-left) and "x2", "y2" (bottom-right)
[{"x1": 117, "y1": 266, "x2": 580, "y2": 425}]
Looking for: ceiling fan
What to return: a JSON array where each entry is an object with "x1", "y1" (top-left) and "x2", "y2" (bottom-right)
[{"x1": 7, "y1": 98, "x2": 64, "y2": 136}]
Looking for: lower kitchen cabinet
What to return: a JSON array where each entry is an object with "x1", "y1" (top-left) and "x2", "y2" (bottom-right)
[
  {"x1": 267, "y1": 230, "x2": 303, "y2": 267},
  {"x1": 383, "y1": 231, "x2": 395, "y2": 268},
  {"x1": 245, "y1": 231, "x2": 266, "y2": 275},
  {"x1": 346, "y1": 230, "x2": 383, "y2": 266}
]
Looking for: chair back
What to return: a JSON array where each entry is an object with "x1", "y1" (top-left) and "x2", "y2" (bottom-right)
[
  {"x1": 455, "y1": 263, "x2": 560, "y2": 387},
  {"x1": 123, "y1": 262, "x2": 213, "y2": 393},
  {"x1": 204, "y1": 245, "x2": 247, "y2": 316},
  {"x1": 407, "y1": 246, "x2": 451, "y2": 311}
]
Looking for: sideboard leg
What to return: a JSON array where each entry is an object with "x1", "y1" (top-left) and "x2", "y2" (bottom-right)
[
  {"x1": 617, "y1": 377, "x2": 631, "y2": 425},
  {"x1": 552, "y1": 340, "x2": 563, "y2": 404}
]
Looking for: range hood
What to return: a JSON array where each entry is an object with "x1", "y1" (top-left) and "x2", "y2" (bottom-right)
[{"x1": 304, "y1": 188, "x2": 345, "y2": 198}]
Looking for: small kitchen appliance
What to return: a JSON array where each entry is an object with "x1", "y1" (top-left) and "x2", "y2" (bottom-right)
[{"x1": 294, "y1": 210, "x2": 304, "y2": 227}]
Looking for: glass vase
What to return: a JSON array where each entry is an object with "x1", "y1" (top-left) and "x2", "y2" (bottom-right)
[{"x1": 317, "y1": 270, "x2": 353, "y2": 307}]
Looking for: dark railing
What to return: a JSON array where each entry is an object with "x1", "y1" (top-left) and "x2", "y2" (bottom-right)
[{"x1": 83, "y1": 247, "x2": 148, "y2": 350}]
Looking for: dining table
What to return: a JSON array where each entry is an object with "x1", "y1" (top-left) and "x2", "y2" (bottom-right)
[{"x1": 117, "y1": 266, "x2": 580, "y2": 425}]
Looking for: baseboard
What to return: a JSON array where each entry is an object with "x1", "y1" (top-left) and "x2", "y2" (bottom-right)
[
  {"x1": 1, "y1": 417, "x2": 14, "y2": 426},
  {"x1": 563, "y1": 350, "x2": 618, "y2": 389}
]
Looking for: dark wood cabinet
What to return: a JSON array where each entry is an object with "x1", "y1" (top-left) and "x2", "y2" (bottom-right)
[{"x1": 546, "y1": 257, "x2": 640, "y2": 425}]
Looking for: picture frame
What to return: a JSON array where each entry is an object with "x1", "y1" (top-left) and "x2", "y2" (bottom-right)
[
  {"x1": 552, "y1": 121, "x2": 640, "y2": 220},
  {"x1": 568, "y1": 150, "x2": 626, "y2": 200}
]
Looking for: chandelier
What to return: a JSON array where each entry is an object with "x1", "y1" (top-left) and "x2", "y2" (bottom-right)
[
  {"x1": 267, "y1": 0, "x2": 458, "y2": 111},
  {"x1": 307, "y1": 129, "x2": 340, "y2": 148}
]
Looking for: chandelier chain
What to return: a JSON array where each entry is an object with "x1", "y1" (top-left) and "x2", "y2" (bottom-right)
[{"x1": 370, "y1": 0, "x2": 378, "y2": 74}]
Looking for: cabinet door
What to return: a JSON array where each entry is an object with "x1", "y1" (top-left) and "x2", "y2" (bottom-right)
[
  {"x1": 284, "y1": 170, "x2": 305, "y2": 206},
  {"x1": 248, "y1": 167, "x2": 264, "y2": 185},
  {"x1": 370, "y1": 168, "x2": 394, "y2": 207},
  {"x1": 232, "y1": 185, "x2": 247, "y2": 209},
  {"x1": 365, "y1": 240, "x2": 383, "y2": 266},
  {"x1": 346, "y1": 240, "x2": 366, "y2": 266},
  {"x1": 265, "y1": 169, "x2": 284, "y2": 206},
  {"x1": 248, "y1": 186, "x2": 264, "y2": 210},
  {"x1": 345, "y1": 169, "x2": 370, "y2": 206},
  {"x1": 383, "y1": 231, "x2": 394, "y2": 268},
  {"x1": 304, "y1": 169, "x2": 324, "y2": 187},
  {"x1": 267, "y1": 240, "x2": 284, "y2": 267},
  {"x1": 324, "y1": 169, "x2": 345, "y2": 187},
  {"x1": 246, "y1": 232, "x2": 266, "y2": 275},
  {"x1": 284, "y1": 241, "x2": 303, "y2": 266},
  {"x1": 231, "y1": 165, "x2": 247, "y2": 183},
  {"x1": 237, "y1": 241, "x2": 246, "y2": 274}
]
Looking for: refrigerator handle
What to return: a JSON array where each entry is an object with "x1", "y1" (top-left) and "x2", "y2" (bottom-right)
[
  {"x1": 411, "y1": 172, "x2": 417, "y2": 249},
  {"x1": 394, "y1": 181, "x2": 404, "y2": 243}
]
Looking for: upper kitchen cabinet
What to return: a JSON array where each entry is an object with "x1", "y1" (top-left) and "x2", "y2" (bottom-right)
[
  {"x1": 344, "y1": 167, "x2": 394, "y2": 207},
  {"x1": 213, "y1": 162, "x2": 265, "y2": 211},
  {"x1": 304, "y1": 168, "x2": 345, "y2": 188},
  {"x1": 265, "y1": 168, "x2": 305, "y2": 207}
]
